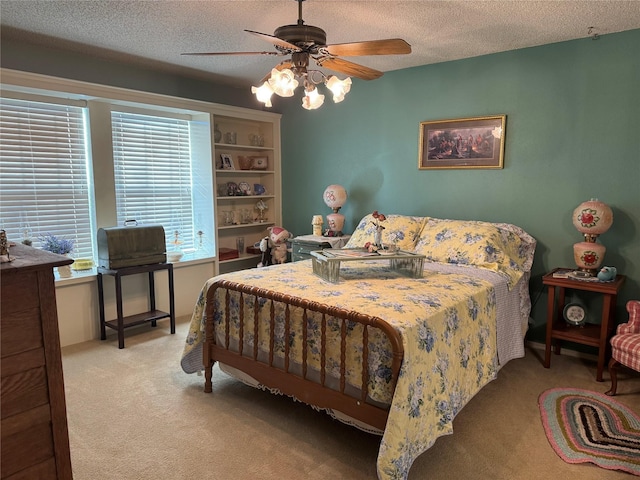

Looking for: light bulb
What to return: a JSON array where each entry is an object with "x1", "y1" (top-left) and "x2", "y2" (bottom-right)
[
  {"x1": 251, "y1": 81, "x2": 274, "y2": 107},
  {"x1": 268, "y1": 68, "x2": 298, "y2": 97},
  {"x1": 302, "y1": 86, "x2": 325, "y2": 110},
  {"x1": 326, "y1": 75, "x2": 352, "y2": 103}
]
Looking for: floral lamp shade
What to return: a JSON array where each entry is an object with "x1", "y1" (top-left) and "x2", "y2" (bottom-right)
[
  {"x1": 323, "y1": 184, "x2": 347, "y2": 235},
  {"x1": 323, "y1": 184, "x2": 347, "y2": 211},
  {"x1": 572, "y1": 198, "x2": 613, "y2": 275},
  {"x1": 572, "y1": 198, "x2": 613, "y2": 236}
]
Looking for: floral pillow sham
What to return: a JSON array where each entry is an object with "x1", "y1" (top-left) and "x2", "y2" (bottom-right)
[
  {"x1": 413, "y1": 217, "x2": 536, "y2": 288},
  {"x1": 344, "y1": 214, "x2": 428, "y2": 252}
]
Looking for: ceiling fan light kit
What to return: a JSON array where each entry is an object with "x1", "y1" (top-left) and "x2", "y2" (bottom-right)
[
  {"x1": 183, "y1": 0, "x2": 410, "y2": 110},
  {"x1": 326, "y1": 75, "x2": 352, "y2": 103}
]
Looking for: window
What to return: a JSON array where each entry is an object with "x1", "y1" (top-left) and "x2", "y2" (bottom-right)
[
  {"x1": 111, "y1": 110, "x2": 195, "y2": 252},
  {"x1": 1, "y1": 75, "x2": 215, "y2": 270},
  {"x1": 0, "y1": 97, "x2": 95, "y2": 258}
]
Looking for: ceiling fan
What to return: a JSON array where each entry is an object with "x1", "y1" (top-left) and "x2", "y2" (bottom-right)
[{"x1": 182, "y1": 0, "x2": 411, "y2": 109}]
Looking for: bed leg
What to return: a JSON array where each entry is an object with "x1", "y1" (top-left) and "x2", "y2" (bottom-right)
[
  {"x1": 204, "y1": 363, "x2": 213, "y2": 393},
  {"x1": 204, "y1": 347, "x2": 213, "y2": 393}
]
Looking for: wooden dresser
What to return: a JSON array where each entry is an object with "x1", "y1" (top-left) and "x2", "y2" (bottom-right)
[{"x1": 1, "y1": 244, "x2": 73, "y2": 479}]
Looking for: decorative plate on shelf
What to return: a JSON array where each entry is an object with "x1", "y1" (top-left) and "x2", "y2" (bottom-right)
[
  {"x1": 563, "y1": 302, "x2": 587, "y2": 326},
  {"x1": 238, "y1": 182, "x2": 251, "y2": 195},
  {"x1": 253, "y1": 183, "x2": 266, "y2": 195},
  {"x1": 226, "y1": 182, "x2": 239, "y2": 196},
  {"x1": 567, "y1": 271, "x2": 600, "y2": 282}
]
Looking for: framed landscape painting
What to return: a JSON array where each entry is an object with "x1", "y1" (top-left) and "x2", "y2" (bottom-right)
[{"x1": 419, "y1": 115, "x2": 506, "y2": 169}]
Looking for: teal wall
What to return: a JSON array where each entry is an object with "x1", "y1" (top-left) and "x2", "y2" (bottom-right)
[{"x1": 279, "y1": 30, "x2": 640, "y2": 341}]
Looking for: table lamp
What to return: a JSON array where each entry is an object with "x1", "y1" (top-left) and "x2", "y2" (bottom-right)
[
  {"x1": 323, "y1": 184, "x2": 347, "y2": 236},
  {"x1": 572, "y1": 198, "x2": 613, "y2": 276}
]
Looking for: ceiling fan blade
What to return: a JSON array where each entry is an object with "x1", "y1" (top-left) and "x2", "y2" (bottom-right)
[
  {"x1": 245, "y1": 29, "x2": 300, "y2": 51},
  {"x1": 324, "y1": 38, "x2": 411, "y2": 57},
  {"x1": 260, "y1": 61, "x2": 294, "y2": 83},
  {"x1": 317, "y1": 57, "x2": 383, "y2": 80},
  {"x1": 181, "y1": 51, "x2": 280, "y2": 56}
]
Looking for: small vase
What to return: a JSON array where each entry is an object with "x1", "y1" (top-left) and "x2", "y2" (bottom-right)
[
  {"x1": 214, "y1": 124, "x2": 222, "y2": 143},
  {"x1": 374, "y1": 225, "x2": 384, "y2": 247},
  {"x1": 56, "y1": 254, "x2": 73, "y2": 278},
  {"x1": 167, "y1": 249, "x2": 184, "y2": 263},
  {"x1": 57, "y1": 263, "x2": 72, "y2": 278}
]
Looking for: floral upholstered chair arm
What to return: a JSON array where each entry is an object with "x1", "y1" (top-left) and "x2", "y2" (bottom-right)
[{"x1": 617, "y1": 300, "x2": 640, "y2": 335}]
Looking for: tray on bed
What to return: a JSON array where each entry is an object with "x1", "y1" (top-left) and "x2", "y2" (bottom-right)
[{"x1": 311, "y1": 248, "x2": 425, "y2": 283}]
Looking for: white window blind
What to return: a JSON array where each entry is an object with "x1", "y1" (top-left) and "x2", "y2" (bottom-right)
[
  {"x1": 0, "y1": 97, "x2": 95, "y2": 258},
  {"x1": 111, "y1": 111, "x2": 194, "y2": 251}
]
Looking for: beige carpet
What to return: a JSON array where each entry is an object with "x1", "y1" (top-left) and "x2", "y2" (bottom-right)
[{"x1": 61, "y1": 316, "x2": 640, "y2": 480}]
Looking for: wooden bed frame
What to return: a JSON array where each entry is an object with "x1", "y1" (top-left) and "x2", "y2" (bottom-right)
[{"x1": 203, "y1": 279, "x2": 404, "y2": 431}]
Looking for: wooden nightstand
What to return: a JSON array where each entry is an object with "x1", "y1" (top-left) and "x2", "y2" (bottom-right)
[{"x1": 543, "y1": 268, "x2": 625, "y2": 381}]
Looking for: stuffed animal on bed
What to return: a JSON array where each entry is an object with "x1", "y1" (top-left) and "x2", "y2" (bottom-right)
[{"x1": 257, "y1": 226, "x2": 292, "y2": 267}]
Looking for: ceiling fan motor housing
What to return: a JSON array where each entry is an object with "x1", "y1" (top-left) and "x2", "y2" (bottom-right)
[{"x1": 274, "y1": 24, "x2": 326, "y2": 48}]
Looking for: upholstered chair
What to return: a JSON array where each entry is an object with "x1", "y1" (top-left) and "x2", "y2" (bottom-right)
[{"x1": 606, "y1": 300, "x2": 640, "y2": 396}]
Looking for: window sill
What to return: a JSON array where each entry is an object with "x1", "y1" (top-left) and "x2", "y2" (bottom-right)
[{"x1": 54, "y1": 254, "x2": 216, "y2": 286}]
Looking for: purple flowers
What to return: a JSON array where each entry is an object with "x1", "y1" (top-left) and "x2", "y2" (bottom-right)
[{"x1": 40, "y1": 233, "x2": 74, "y2": 254}]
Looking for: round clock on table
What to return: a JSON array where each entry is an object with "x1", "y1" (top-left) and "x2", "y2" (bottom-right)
[{"x1": 563, "y1": 302, "x2": 587, "y2": 326}]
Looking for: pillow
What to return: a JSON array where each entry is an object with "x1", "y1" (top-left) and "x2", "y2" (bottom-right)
[
  {"x1": 413, "y1": 218, "x2": 536, "y2": 288},
  {"x1": 344, "y1": 214, "x2": 427, "y2": 252}
]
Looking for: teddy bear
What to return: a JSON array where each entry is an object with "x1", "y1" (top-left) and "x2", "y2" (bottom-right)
[{"x1": 257, "y1": 226, "x2": 292, "y2": 267}]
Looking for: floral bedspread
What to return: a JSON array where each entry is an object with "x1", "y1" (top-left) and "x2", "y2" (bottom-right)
[{"x1": 181, "y1": 260, "x2": 517, "y2": 480}]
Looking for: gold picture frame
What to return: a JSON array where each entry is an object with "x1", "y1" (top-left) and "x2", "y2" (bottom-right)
[{"x1": 419, "y1": 115, "x2": 506, "y2": 169}]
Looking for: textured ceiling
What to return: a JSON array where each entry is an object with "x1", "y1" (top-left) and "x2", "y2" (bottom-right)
[{"x1": 2, "y1": 0, "x2": 640, "y2": 87}]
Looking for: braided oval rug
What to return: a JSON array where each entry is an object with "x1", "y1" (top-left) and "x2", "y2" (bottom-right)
[{"x1": 539, "y1": 388, "x2": 640, "y2": 475}]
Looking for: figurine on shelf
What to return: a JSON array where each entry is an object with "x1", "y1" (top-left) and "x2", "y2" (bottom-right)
[
  {"x1": 21, "y1": 226, "x2": 32, "y2": 246},
  {"x1": 312, "y1": 215, "x2": 324, "y2": 236},
  {"x1": 258, "y1": 235, "x2": 272, "y2": 268},
  {"x1": 597, "y1": 266, "x2": 617, "y2": 282},
  {"x1": 255, "y1": 200, "x2": 268, "y2": 222},
  {"x1": 371, "y1": 210, "x2": 387, "y2": 248},
  {"x1": 0, "y1": 230, "x2": 13, "y2": 263}
]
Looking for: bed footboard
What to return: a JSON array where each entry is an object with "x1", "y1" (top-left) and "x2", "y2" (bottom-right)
[{"x1": 204, "y1": 279, "x2": 404, "y2": 431}]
